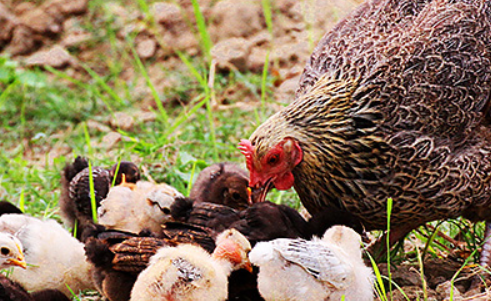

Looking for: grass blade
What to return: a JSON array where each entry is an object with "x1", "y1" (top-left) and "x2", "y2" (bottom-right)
[
  {"x1": 82, "y1": 64, "x2": 125, "y2": 106},
  {"x1": 190, "y1": 0, "x2": 213, "y2": 62},
  {"x1": 260, "y1": 50, "x2": 270, "y2": 121},
  {"x1": 130, "y1": 44, "x2": 169, "y2": 125},
  {"x1": 83, "y1": 122, "x2": 98, "y2": 223},
  {"x1": 261, "y1": 0, "x2": 273, "y2": 35},
  {"x1": 387, "y1": 197, "x2": 393, "y2": 300}
]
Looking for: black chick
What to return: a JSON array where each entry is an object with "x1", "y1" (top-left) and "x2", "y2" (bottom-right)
[
  {"x1": 0, "y1": 274, "x2": 70, "y2": 301},
  {"x1": 230, "y1": 201, "x2": 310, "y2": 245},
  {"x1": 230, "y1": 201, "x2": 365, "y2": 245},
  {"x1": 190, "y1": 162, "x2": 253, "y2": 210},
  {"x1": 0, "y1": 201, "x2": 23, "y2": 216},
  {"x1": 170, "y1": 197, "x2": 241, "y2": 232},
  {"x1": 306, "y1": 205, "x2": 365, "y2": 238},
  {"x1": 60, "y1": 156, "x2": 140, "y2": 240}
]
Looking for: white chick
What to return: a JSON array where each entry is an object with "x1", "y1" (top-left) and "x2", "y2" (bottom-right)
[
  {"x1": 130, "y1": 228, "x2": 252, "y2": 301},
  {"x1": 0, "y1": 214, "x2": 95, "y2": 297},
  {"x1": 98, "y1": 180, "x2": 183, "y2": 234},
  {"x1": 249, "y1": 225, "x2": 374, "y2": 301},
  {"x1": 0, "y1": 232, "x2": 27, "y2": 269}
]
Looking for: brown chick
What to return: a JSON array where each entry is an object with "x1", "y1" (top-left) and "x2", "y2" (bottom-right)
[
  {"x1": 130, "y1": 229, "x2": 252, "y2": 301},
  {"x1": 60, "y1": 156, "x2": 140, "y2": 240},
  {"x1": 0, "y1": 275, "x2": 71, "y2": 301},
  {"x1": 190, "y1": 162, "x2": 253, "y2": 210},
  {"x1": 84, "y1": 222, "x2": 216, "y2": 301}
]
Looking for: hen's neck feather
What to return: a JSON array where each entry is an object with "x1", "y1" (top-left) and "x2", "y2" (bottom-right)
[{"x1": 251, "y1": 75, "x2": 390, "y2": 214}]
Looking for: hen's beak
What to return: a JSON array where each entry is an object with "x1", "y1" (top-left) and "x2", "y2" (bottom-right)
[{"x1": 249, "y1": 178, "x2": 273, "y2": 203}]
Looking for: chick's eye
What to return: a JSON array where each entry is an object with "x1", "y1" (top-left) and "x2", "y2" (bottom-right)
[
  {"x1": 267, "y1": 154, "x2": 279, "y2": 165},
  {"x1": 1, "y1": 247, "x2": 10, "y2": 256}
]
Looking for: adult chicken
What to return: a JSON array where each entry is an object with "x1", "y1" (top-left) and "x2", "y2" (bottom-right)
[{"x1": 239, "y1": 0, "x2": 491, "y2": 264}]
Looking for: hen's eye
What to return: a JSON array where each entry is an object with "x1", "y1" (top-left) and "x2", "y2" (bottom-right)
[
  {"x1": 1, "y1": 247, "x2": 10, "y2": 256},
  {"x1": 268, "y1": 154, "x2": 279, "y2": 165}
]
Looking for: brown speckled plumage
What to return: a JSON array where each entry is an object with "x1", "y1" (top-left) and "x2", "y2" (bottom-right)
[
  {"x1": 60, "y1": 157, "x2": 140, "y2": 240},
  {"x1": 247, "y1": 0, "x2": 491, "y2": 240}
]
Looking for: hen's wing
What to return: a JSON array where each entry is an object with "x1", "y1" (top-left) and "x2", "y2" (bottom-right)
[
  {"x1": 298, "y1": 0, "x2": 491, "y2": 142},
  {"x1": 298, "y1": 0, "x2": 436, "y2": 96},
  {"x1": 273, "y1": 238, "x2": 352, "y2": 289}
]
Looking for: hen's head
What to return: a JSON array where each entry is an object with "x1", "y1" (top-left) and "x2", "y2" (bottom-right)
[{"x1": 239, "y1": 136, "x2": 303, "y2": 203}]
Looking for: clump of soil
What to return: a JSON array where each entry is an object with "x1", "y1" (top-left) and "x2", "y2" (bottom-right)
[{"x1": 0, "y1": 0, "x2": 359, "y2": 104}]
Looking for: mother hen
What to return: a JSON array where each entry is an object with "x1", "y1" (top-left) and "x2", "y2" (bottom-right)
[{"x1": 239, "y1": 0, "x2": 491, "y2": 262}]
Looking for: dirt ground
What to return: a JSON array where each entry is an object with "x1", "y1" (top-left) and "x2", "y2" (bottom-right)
[{"x1": 2, "y1": 0, "x2": 491, "y2": 300}]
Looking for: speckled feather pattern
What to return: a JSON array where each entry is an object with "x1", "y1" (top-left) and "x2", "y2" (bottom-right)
[
  {"x1": 68, "y1": 167, "x2": 111, "y2": 219},
  {"x1": 250, "y1": 0, "x2": 491, "y2": 231}
]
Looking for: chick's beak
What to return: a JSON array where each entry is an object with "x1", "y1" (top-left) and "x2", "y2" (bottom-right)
[
  {"x1": 242, "y1": 259, "x2": 253, "y2": 273},
  {"x1": 7, "y1": 257, "x2": 27, "y2": 269},
  {"x1": 248, "y1": 185, "x2": 270, "y2": 204},
  {"x1": 8, "y1": 243, "x2": 27, "y2": 269}
]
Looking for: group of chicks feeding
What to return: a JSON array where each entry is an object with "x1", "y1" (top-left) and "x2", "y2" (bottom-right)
[{"x1": 0, "y1": 157, "x2": 374, "y2": 301}]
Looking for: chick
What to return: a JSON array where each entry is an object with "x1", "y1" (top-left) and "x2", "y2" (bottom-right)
[
  {"x1": 249, "y1": 225, "x2": 374, "y2": 301},
  {"x1": 190, "y1": 162, "x2": 253, "y2": 210},
  {"x1": 170, "y1": 197, "x2": 241, "y2": 232},
  {"x1": 130, "y1": 228, "x2": 252, "y2": 301},
  {"x1": 0, "y1": 233, "x2": 26, "y2": 269},
  {"x1": 98, "y1": 180, "x2": 183, "y2": 234},
  {"x1": 60, "y1": 157, "x2": 140, "y2": 240},
  {"x1": 84, "y1": 222, "x2": 217, "y2": 301},
  {"x1": 0, "y1": 214, "x2": 95, "y2": 297},
  {"x1": 0, "y1": 276, "x2": 71, "y2": 301},
  {"x1": 0, "y1": 232, "x2": 70, "y2": 301},
  {"x1": 0, "y1": 201, "x2": 23, "y2": 216}
]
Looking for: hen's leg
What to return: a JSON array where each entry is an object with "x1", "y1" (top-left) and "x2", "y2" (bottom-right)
[
  {"x1": 479, "y1": 222, "x2": 491, "y2": 268},
  {"x1": 469, "y1": 222, "x2": 491, "y2": 290},
  {"x1": 367, "y1": 225, "x2": 413, "y2": 261}
]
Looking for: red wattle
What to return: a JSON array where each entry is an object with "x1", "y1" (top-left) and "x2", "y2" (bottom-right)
[{"x1": 274, "y1": 172, "x2": 295, "y2": 190}]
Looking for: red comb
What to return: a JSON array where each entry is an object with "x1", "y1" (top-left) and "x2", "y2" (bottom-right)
[{"x1": 238, "y1": 139, "x2": 254, "y2": 172}]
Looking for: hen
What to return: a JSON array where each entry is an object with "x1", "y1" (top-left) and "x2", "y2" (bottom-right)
[
  {"x1": 239, "y1": 0, "x2": 491, "y2": 263},
  {"x1": 249, "y1": 225, "x2": 374, "y2": 301}
]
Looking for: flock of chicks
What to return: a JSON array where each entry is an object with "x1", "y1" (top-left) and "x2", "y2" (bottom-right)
[{"x1": 0, "y1": 157, "x2": 374, "y2": 301}]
